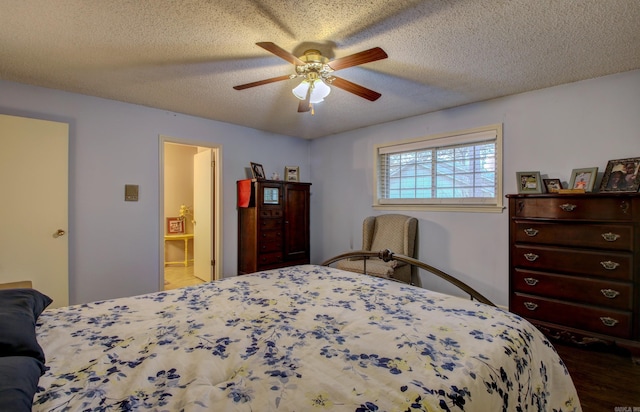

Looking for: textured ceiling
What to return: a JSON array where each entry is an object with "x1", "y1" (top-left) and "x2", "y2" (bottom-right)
[{"x1": 1, "y1": 0, "x2": 639, "y2": 139}]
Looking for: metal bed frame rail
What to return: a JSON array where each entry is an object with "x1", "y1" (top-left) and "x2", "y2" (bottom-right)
[{"x1": 321, "y1": 249, "x2": 495, "y2": 307}]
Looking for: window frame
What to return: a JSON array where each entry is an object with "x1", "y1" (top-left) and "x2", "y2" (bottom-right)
[{"x1": 373, "y1": 124, "x2": 503, "y2": 213}]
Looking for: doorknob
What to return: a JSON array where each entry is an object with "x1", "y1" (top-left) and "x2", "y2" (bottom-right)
[{"x1": 53, "y1": 229, "x2": 66, "y2": 238}]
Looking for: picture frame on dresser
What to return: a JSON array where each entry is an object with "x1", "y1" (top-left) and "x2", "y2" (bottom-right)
[
  {"x1": 599, "y1": 157, "x2": 640, "y2": 193},
  {"x1": 569, "y1": 167, "x2": 598, "y2": 192},
  {"x1": 543, "y1": 178, "x2": 562, "y2": 193},
  {"x1": 250, "y1": 162, "x2": 265, "y2": 180},
  {"x1": 285, "y1": 166, "x2": 300, "y2": 182},
  {"x1": 516, "y1": 171, "x2": 542, "y2": 194}
]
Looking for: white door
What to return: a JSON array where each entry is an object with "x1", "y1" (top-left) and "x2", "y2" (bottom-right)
[
  {"x1": 0, "y1": 114, "x2": 69, "y2": 308},
  {"x1": 193, "y1": 149, "x2": 213, "y2": 281}
]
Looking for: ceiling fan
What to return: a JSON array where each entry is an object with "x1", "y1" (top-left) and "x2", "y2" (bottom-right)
[{"x1": 233, "y1": 42, "x2": 388, "y2": 113}]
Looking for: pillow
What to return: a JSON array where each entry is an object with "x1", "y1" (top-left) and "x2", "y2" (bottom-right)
[
  {"x1": 0, "y1": 288, "x2": 52, "y2": 363},
  {"x1": 0, "y1": 356, "x2": 44, "y2": 412}
]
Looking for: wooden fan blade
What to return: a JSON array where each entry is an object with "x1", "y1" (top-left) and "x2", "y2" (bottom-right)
[
  {"x1": 327, "y1": 47, "x2": 388, "y2": 71},
  {"x1": 331, "y1": 76, "x2": 382, "y2": 101},
  {"x1": 297, "y1": 85, "x2": 311, "y2": 112},
  {"x1": 233, "y1": 75, "x2": 291, "y2": 90},
  {"x1": 256, "y1": 42, "x2": 305, "y2": 66}
]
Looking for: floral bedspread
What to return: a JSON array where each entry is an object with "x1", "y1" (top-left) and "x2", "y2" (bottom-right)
[{"x1": 34, "y1": 265, "x2": 581, "y2": 411}]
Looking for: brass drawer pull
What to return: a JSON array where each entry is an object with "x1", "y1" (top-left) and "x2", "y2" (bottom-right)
[
  {"x1": 559, "y1": 203, "x2": 577, "y2": 212},
  {"x1": 599, "y1": 317, "x2": 619, "y2": 327},
  {"x1": 523, "y1": 302, "x2": 538, "y2": 310},
  {"x1": 600, "y1": 289, "x2": 620, "y2": 299},
  {"x1": 601, "y1": 232, "x2": 620, "y2": 242},
  {"x1": 524, "y1": 253, "x2": 539, "y2": 262},
  {"x1": 524, "y1": 228, "x2": 539, "y2": 237},
  {"x1": 524, "y1": 277, "x2": 539, "y2": 286},
  {"x1": 600, "y1": 261, "x2": 620, "y2": 270},
  {"x1": 620, "y1": 201, "x2": 630, "y2": 215}
]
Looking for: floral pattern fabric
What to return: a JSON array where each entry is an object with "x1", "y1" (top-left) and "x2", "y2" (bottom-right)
[{"x1": 34, "y1": 265, "x2": 581, "y2": 411}]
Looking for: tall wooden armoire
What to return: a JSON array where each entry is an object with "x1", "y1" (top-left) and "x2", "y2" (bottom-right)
[{"x1": 237, "y1": 179, "x2": 311, "y2": 274}]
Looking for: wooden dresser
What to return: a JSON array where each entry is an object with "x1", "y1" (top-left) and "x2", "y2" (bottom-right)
[
  {"x1": 237, "y1": 180, "x2": 311, "y2": 274},
  {"x1": 507, "y1": 193, "x2": 639, "y2": 356}
]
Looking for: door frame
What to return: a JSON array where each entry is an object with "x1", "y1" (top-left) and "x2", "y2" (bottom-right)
[{"x1": 158, "y1": 135, "x2": 222, "y2": 289}]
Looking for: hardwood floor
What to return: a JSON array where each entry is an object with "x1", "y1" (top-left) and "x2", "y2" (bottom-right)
[
  {"x1": 164, "y1": 264, "x2": 205, "y2": 290},
  {"x1": 553, "y1": 342, "x2": 640, "y2": 411}
]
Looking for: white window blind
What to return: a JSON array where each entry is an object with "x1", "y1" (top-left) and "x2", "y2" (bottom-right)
[{"x1": 374, "y1": 125, "x2": 503, "y2": 212}]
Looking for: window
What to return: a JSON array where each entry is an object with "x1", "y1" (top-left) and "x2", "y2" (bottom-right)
[{"x1": 374, "y1": 124, "x2": 503, "y2": 212}]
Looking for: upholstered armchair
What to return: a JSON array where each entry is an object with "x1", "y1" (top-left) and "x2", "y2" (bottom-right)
[{"x1": 337, "y1": 214, "x2": 419, "y2": 285}]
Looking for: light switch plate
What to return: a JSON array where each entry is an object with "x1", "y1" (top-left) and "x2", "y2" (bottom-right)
[{"x1": 125, "y1": 184, "x2": 139, "y2": 201}]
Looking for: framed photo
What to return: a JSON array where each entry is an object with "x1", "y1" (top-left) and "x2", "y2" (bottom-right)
[
  {"x1": 569, "y1": 167, "x2": 598, "y2": 192},
  {"x1": 250, "y1": 162, "x2": 265, "y2": 180},
  {"x1": 167, "y1": 217, "x2": 184, "y2": 234},
  {"x1": 516, "y1": 171, "x2": 542, "y2": 194},
  {"x1": 599, "y1": 157, "x2": 640, "y2": 193},
  {"x1": 285, "y1": 166, "x2": 300, "y2": 182},
  {"x1": 543, "y1": 178, "x2": 562, "y2": 193}
]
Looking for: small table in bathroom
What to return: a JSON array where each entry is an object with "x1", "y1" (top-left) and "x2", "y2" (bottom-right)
[{"x1": 164, "y1": 234, "x2": 194, "y2": 267}]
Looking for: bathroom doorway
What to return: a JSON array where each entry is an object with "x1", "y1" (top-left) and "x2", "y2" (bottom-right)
[{"x1": 160, "y1": 136, "x2": 221, "y2": 290}]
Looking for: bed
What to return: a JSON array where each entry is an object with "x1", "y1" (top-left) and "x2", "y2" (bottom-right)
[{"x1": 3, "y1": 253, "x2": 581, "y2": 411}]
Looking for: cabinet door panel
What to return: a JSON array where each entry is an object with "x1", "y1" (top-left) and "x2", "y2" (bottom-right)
[{"x1": 284, "y1": 183, "x2": 310, "y2": 261}]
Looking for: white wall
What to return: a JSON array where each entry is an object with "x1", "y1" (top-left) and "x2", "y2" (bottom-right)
[
  {"x1": 2, "y1": 69, "x2": 639, "y2": 307},
  {"x1": 309, "y1": 69, "x2": 640, "y2": 306},
  {"x1": 0, "y1": 80, "x2": 309, "y2": 304}
]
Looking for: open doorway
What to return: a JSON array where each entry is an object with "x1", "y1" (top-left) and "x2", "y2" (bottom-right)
[{"x1": 160, "y1": 136, "x2": 221, "y2": 290}]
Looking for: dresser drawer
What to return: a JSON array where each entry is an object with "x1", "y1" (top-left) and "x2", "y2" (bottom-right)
[
  {"x1": 514, "y1": 221, "x2": 633, "y2": 251},
  {"x1": 512, "y1": 197, "x2": 633, "y2": 220},
  {"x1": 513, "y1": 269, "x2": 633, "y2": 310},
  {"x1": 513, "y1": 244, "x2": 633, "y2": 280},
  {"x1": 260, "y1": 209, "x2": 283, "y2": 218},
  {"x1": 259, "y1": 235, "x2": 282, "y2": 252},
  {"x1": 511, "y1": 293, "x2": 633, "y2": 339},
  {"x1": 260, "y1": 218, "x2": 282, "y2": 229},
  {"x1": 258, "y1": 252, "x2": 283, "y2": 266}
]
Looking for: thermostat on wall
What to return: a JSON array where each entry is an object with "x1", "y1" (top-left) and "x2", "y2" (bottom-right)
[{"x1": 125, "y1": 184, "x2": 139, "y2": 201}]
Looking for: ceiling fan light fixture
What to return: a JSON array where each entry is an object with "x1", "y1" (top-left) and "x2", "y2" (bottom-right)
[
  {"x1": 234, "y1": 42, "x2": 387, "y2": 112},
  {"x1": 291, "y1": 80, "x2": 309, "y2": 100},
  {"x1": 292, "y1": 79, "x2": 331, "y2": 103}
]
